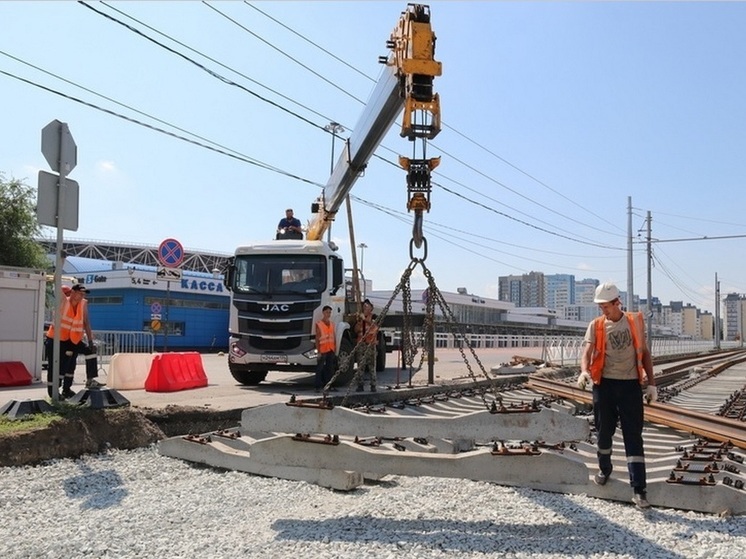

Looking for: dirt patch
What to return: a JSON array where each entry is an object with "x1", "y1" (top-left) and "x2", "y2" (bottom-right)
[{"x1": 0, "y1": 405, "x2": 242, "y2": 468}]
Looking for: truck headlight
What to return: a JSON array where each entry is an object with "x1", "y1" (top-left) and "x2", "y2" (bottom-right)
[
  {"x1": 230, "y1": 343, "x2": 247, "y2": 357},
  {"x1": 302, "y1": 348, "x2": 319, "y2": 360}
]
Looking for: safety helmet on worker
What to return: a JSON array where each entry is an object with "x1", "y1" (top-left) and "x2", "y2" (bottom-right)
[{"x1": 594, "y1": 282, "x2": 620, "y2": 303}]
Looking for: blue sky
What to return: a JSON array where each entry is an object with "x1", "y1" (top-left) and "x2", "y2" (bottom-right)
[{"x1": 3, "y1": 1, "x2": 746, "y2": 314}]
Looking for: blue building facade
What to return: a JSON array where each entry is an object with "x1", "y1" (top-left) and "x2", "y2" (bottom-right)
[{"x1": 66, "y1": 264, "x2": 229, "y2": 352}]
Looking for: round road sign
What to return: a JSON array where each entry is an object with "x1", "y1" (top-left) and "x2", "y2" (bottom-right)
[{"x1": 158, "y1": 238, "x2": 184, "y2": 268}]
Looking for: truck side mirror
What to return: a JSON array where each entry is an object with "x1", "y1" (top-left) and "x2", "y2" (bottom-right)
[
  {"x1": 223, "y1": 257, "x2": 235, "y2": 292},
  {"x1": 330, "y1": 256, "x2": 343, "y2": 294}
]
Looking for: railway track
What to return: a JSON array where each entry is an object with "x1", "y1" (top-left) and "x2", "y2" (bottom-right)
[{"x1": 160, "y1": 350, "x2": 746, "y2": 515}]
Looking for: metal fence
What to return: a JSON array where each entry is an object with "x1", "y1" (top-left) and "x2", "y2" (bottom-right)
[
  {"x1": 384, "y1": 330, "x2": 737, "y2": 367},
  {"x1": 92, "y1": 330, "x2": 155, "y2": 365},
  {"x1": 542, "y1": 335, "x2": 741, "y2": 367},
  {"x1": 386, "y1": 331, "x2": 551, "y2": 351}
]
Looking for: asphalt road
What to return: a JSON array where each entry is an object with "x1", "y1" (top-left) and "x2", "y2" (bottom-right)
[{"x1": 1, "y1": 347, "x2": 547, "y2": 412}]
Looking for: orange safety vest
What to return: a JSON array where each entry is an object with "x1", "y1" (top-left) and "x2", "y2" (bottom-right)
[
  {"x1": 588, "y1": 311, "x2": 645, "y2": 384},
  {"x1": 356, "y1": 316, "x2": 378, "y2": 344},
  {"x1": 316, "y1": 320, "x2": 335, "y2": 353},
  {"x1": 46, "y1": 299, "x2": 87, "y2": 343}
]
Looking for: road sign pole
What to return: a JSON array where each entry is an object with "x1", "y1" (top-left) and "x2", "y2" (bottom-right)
[
  {"x1": 51, "y1": 125, "x2": 69, "y2": 404},
  {"x1": 164, "y1": 280, "x2": 170, "y2": 352},
  {"x1": 41, "y1": 120, "x2": 78, "y2": 404}
]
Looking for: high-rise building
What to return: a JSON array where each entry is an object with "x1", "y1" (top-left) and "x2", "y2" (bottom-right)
[
  {"x1": 723, "y1": 293, "x2": 746, "y2": 341},
  {"x1": 498, "y1": 271, "x2": 545, "y2": 307},
  {"x1": 575, "y1": 278, "x2": 599, "y2": 304},
  {"x1": 545, "y1": 273, "x2": 575, "y2": 311}
]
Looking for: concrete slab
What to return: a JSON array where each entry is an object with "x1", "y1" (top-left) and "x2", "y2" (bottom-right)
[
  {"x1": 157, "y1": 436, "x2": 364, "y2": 491},
  {"x1": 240, "y1": 402, "x2": 590, "y2": 444}
]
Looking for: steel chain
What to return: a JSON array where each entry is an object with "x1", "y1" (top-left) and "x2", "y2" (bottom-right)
[
  {"x1": 421, "y1": 265, "x2": 501, "y2": 410},
  {"x1": 324, "y1": 239, "x2": 500, "y2": 411}
]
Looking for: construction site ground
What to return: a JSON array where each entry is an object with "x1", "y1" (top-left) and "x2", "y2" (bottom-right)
[
  {"x1": 0, "y1": 347, "x2": 547, "y2": 467},
  {"x1": 1, "y1": 347, "x2": 549, "y2": 413}
]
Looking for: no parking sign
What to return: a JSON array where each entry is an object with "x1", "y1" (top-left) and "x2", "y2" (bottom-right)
[{"x1": 158, "y1": 238, "x2": 184, "y2": 268}]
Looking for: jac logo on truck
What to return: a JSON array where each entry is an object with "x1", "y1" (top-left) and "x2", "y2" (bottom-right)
[{"x1": 261, "y1": 304, "x2": 290, "y2": 312}]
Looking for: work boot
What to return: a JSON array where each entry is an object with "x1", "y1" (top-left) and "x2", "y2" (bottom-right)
[
  {"x1": 85, "y1": 378, "x2": 106, "y2": 389},
  {"x1": 594, "y1": 471, "x2": 609, "y2": 486},
  {"x1": 632, "y1": 492, "x2": 650, "y2": 509},
  {"x1": 61, "y1": 389, "x2": 76, "y2": 400}
]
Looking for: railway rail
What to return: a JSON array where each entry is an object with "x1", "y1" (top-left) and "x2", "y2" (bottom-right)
[{"x1": 526, "y1": 378, "x2": 746, "y2": 449}]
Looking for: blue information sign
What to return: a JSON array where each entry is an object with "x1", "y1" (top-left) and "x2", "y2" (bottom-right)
[{"x1": 158, "y1": 238, "x2": 184, "y2": 268}]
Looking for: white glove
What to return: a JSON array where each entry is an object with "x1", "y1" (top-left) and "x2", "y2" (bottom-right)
[
  {"x1": 644, "y1": 385, "x2": 658, "y2": 404},
  {"x1": 577, "y1": 371, "x2": 592, "y2": 390}
]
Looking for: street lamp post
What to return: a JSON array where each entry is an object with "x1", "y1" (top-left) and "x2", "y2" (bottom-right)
[
  {"x1": 324, "y1": 122, "x2": 345, "y2": 242},
  {"x1": 358, "y1": 243, "x2": 368, "y2": 276},
  {"x1": 324, "y1": 121, "x2": 345, "y2": 175}
]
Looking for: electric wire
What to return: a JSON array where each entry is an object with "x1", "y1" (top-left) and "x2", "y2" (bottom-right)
[
  {"x1": 244, "y1": 1, "x2": 373, "y2": 82},
  {"x1": 96, "y1": 1, "x2": 337, "y2": 126},
  {"x1": 77, "y1": 1, "x2": 324, "y2": 133},
  {"x1": 0, "y1": 50, "x2": 264, "y2": 168},
  {"x1": 0, "y1": 69, "x2": 323, "y2": 188},
  {"x1": 352, "y1": 196, "x2": 625, "y2": 273},
  {"x1": 203, "y1": 1, "x2": 365, "y2": 104}
]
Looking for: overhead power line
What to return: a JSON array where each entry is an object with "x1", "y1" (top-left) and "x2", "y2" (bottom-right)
[{"x1": 0, "y1": 68, "x2": 323, "y2": 188}]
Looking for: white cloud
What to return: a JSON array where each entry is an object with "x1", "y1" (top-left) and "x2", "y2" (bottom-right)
[{"x1": 96, "y1": 160, "x2": 117, "y2": 173}]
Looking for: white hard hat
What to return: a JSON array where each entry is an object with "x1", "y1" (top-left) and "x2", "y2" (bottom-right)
[{"x1": 594, "y1": 282, "x2": 620, "y2": 303}]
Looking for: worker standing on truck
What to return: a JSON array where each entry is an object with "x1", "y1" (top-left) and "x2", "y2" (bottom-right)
[
  {"x1": 276, "y1": 208, "x2": 303, "y2": 240},
  {"x1": 315, "y1": 305, "x2": 336, "y2": 392},
  {"x1": 355, "y1": 299, "x2": 379, "y2": 392}
]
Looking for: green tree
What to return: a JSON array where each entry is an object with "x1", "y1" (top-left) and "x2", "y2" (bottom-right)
[{"x1": 0, "y1": 173, "x2": 49, "y2": 269}]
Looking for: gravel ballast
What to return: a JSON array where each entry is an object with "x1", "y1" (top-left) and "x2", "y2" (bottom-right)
[{"x1": 1, "y1": 446, "x2": 744, "y2": 559}]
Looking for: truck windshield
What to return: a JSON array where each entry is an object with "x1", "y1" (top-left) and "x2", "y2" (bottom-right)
[{"x1": 233, "y1": 255, "x2": 326, "y2": 295}]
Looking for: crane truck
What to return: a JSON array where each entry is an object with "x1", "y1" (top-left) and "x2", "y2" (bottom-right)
[{"x1": 223, "y1": 3, "x2": 441, "y2": 386}]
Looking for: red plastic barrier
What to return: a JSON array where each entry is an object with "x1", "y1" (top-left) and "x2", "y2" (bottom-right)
[
  {"x1": 144, "y1": 352, "x2": 208, "y2": 392},
  {"x1": 0, "y1": 362, "x2": 33, "y2": 387}
]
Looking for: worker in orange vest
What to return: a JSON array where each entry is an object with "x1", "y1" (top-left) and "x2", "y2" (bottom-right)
[
  {"x1": 577, "y1": 282, "x2": 656, "y2": 509},
  {"x1": 46, "y1": 284, "x2": 105, "y2": 398},
  {"x1": 314, "y1": 305, "x2": 336, "y2": 392}
]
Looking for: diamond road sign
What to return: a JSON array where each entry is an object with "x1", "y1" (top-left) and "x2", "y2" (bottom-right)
[{"x1": 41, "y1": 119, "x2": 77, "y2": 174}]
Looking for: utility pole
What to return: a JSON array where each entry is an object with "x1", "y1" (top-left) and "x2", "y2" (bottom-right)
[
  {"x1": 714, "y1": 273, "x2": 721, "y2": 349},
  {"x1": 627, "y1": 196, "x2": 635, "y2": 311},
  {"x1": 646, "y1": 210, "x2": 653, "y2": 343}
]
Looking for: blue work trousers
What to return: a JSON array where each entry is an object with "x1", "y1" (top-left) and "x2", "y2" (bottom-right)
[
  {"x1": 316, "y1": 351, "x2": 336, "y2": 390},
  {"x1": 592, "y1": 378, "x2": 647, "y2": 492}
]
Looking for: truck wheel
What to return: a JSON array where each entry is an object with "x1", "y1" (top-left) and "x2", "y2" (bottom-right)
[
  {"x1": 376, "y1": 332, "x2": 387, "y2": 372},
  {"x1": 334, "y1": 336, "x2": 355, "y2": 386},
  {"x1": 228, "y1": 364, "x2": 267, "y2": 386}
]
